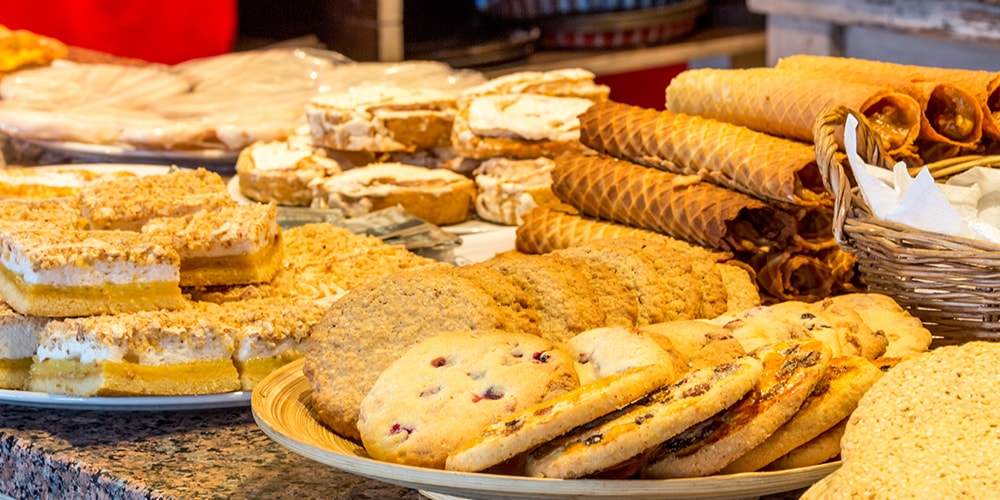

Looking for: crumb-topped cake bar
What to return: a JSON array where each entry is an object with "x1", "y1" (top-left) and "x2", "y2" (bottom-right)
[
  {"x1": 79, "y1": 167, "x2": 235, "y2": 230},
  {"x1": 28, "y1": 307, "x2": 240, "y2": 396},
  {"x1": 0, "y1": 197, "x2": 84, "y2": 228},
  {"x1": 142, "y1": 203, "x2": 284, "y2": 287},
  {"x1": 0, "y1": 227, "x2": 185, "y2": 317},
  {"x1": 0, "y1": 301, "x2": 50, "y2": 389}
]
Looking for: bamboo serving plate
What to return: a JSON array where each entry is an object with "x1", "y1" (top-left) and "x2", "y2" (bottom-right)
[{"x1": 251, "y1": 359, "x2": 838, "y2": 500}]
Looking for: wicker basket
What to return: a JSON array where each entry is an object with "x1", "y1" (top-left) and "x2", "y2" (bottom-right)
[{"x1": 814, "y1": 105, "x2": 1000, "y2": 345}]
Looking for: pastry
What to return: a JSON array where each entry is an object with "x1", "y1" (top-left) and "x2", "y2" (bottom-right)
[
  {"x1": 141, "y1": 203, "x2": 283, "y2": 287},
  {"x1": 235, "y1": 132, "x2": 343, "y2": 206},
  {"x1": 357, "y1": 330, "x2": 578, "y2": 468},
  {"x1": 0, "y1": 301, "x2": 50, "y2": 389},
  {"x1": 305, "y1": 85, "x2": 456, "y2": 152},
  {"x1": 459, "y1": 68, "x2": 610, "y2": 101},
  {"x1": 309, "y1": 162, "x2": 476, "y2": 226},
  {"x1": 472, "y1": 157, "x2": 563, "y2": 226},
  {"x1": 561, "y1": 326, "x2": 686, "y2": 385},
  {"x1": 447, "y1": 364, "x2": 674, "y2": 473},
  {"x1": 79, "y1": 167, "x2": 234, "y2": 231},
  {"x1": 0, "y1": 227, "x2": 185, "y2": 317},
  {"x1": 28, "y1": 307, "x2": 241, "y2": 396},
  {"x1": 0, "y1": 197, "x2": 83, "y2": 228},
  {"x1": 643, "y1": 339, "x2": 831, "y2": 478},
  {"x1": 524, "y1": 355, "x2": 763, "y2": 478}
]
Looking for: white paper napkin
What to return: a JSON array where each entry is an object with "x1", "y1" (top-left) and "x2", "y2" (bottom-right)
[{"x1": 845, "y1": 114, "x2": 992, "y2": 241}]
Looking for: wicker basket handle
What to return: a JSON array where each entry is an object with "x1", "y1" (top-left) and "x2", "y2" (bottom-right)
[{"x1": 813, "y1": 105, "x2": 894, "y2": 248}]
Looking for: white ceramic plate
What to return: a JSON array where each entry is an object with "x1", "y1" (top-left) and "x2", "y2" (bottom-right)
[
  {"x1": 0, "y1": 388, "x2": 250, "y2": 411},
  {"x1": 252, "y1": 360, "x2": 839, "y2": 500}
]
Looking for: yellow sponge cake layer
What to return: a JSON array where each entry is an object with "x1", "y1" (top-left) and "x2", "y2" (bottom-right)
[
  {"x1": 0, "y1": 228, "x2": 183, "y2": 317},
  {"x1": 29, "y1": 358, "x2": 240, "y2": 396},
  {"x1": 0, "y1": 301, "x2": 50, "y2": 389}
]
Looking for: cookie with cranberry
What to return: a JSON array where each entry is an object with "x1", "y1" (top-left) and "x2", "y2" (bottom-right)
[
  {"x1": 523, "y1": 354, "x2": 763, "y2": 478},
  {"x1": 357, "y1": 330, "x2": 578, "y2": 469},
  {"x1": 446, "y1": 363, "x2": 676, "y2": 473}
]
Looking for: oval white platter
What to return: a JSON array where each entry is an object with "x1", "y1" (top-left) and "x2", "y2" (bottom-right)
[
  {"x1": 252, "y1": 359, "x2": 838, "y2": 500},
  {"x1": 0, "y1": 388, "x2": 250, "y2": 411}
]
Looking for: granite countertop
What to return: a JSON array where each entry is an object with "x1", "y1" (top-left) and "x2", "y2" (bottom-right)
[{"x1": 0, "y1": 404, "x2": 423, "y2": 500}]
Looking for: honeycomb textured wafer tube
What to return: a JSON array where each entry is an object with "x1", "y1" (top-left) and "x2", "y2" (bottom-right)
[
  {"x1": 550, "y1": 151, "x2": 797, "y2": 254},
  {"x1": 579, "y1": 101, "x2": 831, "y2": 208},
  {"x1": 514, "y1": 207, "x2": 731, "y2": 261},
  {"x1": 777, "y1": 54, "x2": 989, "y2": 144},
  {"x1": 664, "y1": 67, "x2": 922, "y2": 154}
]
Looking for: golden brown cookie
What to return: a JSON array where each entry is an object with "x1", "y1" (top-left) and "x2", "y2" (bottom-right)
[
  {"x1": 720, "y1": 355, "x2": 881, "y2": 473},
  {"x1": 523, "y1": 355, "x2": 763, "y2": 479},
  {"x1": 643, "y1": 339, "x2": 831, "y2": 478},
  {"x1": 446, "y1": 363, "x2": 674, "y2": 473},
  {"x1": 639, "y1": 320, "x2": 746, "y2": 370},
  {"x1": 764, "y1": 417, "x2": 847, "y2": 471},
  {"x1": 358, "y1": 330, "x2": 578, "y2": 469},
  {"x1": 562, "y1": 326, "x2": 686, "y2": 385},
  {"x1": 827, "y1": 293, "x2": 931, "y2": 358}
]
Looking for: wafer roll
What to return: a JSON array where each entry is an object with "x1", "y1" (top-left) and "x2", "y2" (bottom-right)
[
  {"x1": 777, "y1": 55, "x2": 986, "y2": 147},
  {"x1": 579, "y1": 101, "x2": 831, "y2": 208},
  {"x1": 551, "y1": 151, "x2": 797, "y2": 254},
  {"x1": 750, "y1": 250, "x2": 834, "y2": 303},
  {"x1": 514, "y1": 207, "x2": 731, "y2": 261},
  {"x1": 665, "y1": 67, "x2": 921, "y2": 155}
]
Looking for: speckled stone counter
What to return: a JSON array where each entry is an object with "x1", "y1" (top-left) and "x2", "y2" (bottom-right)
[{"x1": 0, "y1": 404, "x2": 423, "y2": 499}]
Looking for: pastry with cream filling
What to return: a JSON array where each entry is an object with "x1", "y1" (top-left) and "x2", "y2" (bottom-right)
[
  {"x1": 235, "y1": 132, "x2": 343, "y2": 206},
  {"x1": 473, "y1": 157, "x2": 565, "y2": 225},
  {"x1": 28, "y1": 307, "x2": 239, "y2": 396},
  {"x1": 0, "y1": 197, "x2": 83, "y2": 228},
  {"x1": 0, "y1": 227, "x2": 185, "y2": 317},
  {"x1": 306, "y1": 85, "x2": 456, "y2": 152},
  {"x1": 142, "y1": 203, "x2": 283, "y2": 287},
  {"x1": 79, "y1": 167, "x2": 234, "y2": 230},
  {"x1": 309, "y1": 162, "x2": 475, "y2": 225}
]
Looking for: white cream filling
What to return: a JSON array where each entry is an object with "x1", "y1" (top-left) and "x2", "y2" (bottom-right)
[
  {"x1": 2, "y1": 253, "x2": 177, "y2": 286},
  {"x1": 36, "y1": 336, "x2": 127, "y2": 364},
  {"x1": 467, "y1": 94, "x2": 593, "y2": 142},
  {"x1": 0, "y1": 325, "x2": 36, "y2": 360}
]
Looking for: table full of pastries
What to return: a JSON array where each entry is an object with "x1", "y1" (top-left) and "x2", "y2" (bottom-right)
[{"x1": 2, "y1": 25, "x2": 1000, "y2": 500}]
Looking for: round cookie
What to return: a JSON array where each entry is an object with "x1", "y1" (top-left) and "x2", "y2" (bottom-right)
[
  {"x1": 807, "y1": 342, "x2": 1000, "y2": 498},
  {"x1": 480, "y1": 253, "x2": 609, "y2": 343},
  {"x1": 644, "y1": 339, "x2": 832, "y2": 478},
  {"x1": 562, "y1": 326, "x2": 686, "y2": 385},
  {"x1": 552, "y1": 237, "x2": 722, "y2": 325},
  {"x1": 827, "y1": 292, "x2": 931, "y2": 358},
  {"x1": 720, "y1": 355, "x2": 882, "y2": 473},
  {"x1": 765, "y1": 417, "x2": 848, "y2": 471},
  {"x1": 551, "y1": 254, "x2": 639, "y2": 328},
  {"x1": 523, "y1": 355, "x2": 764, "y2": 479},
  {"x1": 639, "y1": 320, "x2": 746, "y2": 370},
  {"x1": 357, "y1": 330, "x2": 578, "y2": 469},
  {"x1": 304, "y1": 266, "x2": 536, "y2": 441},
  {"x1": 446, "y1": 363, "x2": 675, "y2": 473}
]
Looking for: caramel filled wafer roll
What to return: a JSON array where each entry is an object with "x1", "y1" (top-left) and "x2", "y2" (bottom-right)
[
  {"x1": 514, "y1": 207, "x2": 731, "y2": 262},
  {"x1": 776, "y1": 55, "x2": 985, "y2": 147},
  {"x1": 750, "y1": 250, "x2": 834, "y2": 303},
  {"x1": 579, "y1": 101, "x2": 831, "y2": 208},
  {"x1": 665, "y1": 67, "x2": 921, "y2": 154},
  {"x1": 551, "y1": 151, "x2": 797, "y2": 254}
]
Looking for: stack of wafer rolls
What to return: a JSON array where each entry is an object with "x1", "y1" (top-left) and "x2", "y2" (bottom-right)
[
  {"x1": 777, "y1": 55, "x2": 994, "y2": 160},
  {"x1": 549, "y1": 150, "x2": 798, "y2": 254},
  {"x1": 567, "y1": 98, "x2": 864, "y2": 302},
  {"x1": 578, "y1": 100, "x2": 831, "y2": 208},
  {"x1": 664, "y1": 67, "x2": 922, "y2": 158}
]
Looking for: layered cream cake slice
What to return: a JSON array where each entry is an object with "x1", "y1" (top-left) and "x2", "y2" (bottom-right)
[
  {"x1": 141, "y1": 203, "x2": 284, "y2": 287},
  {"x1": 0, "y1": 302, "x2": 50, "y2": 389},
  {"x1": 0, "y1": 227, "x2": 185, "y2": 317},
  {"x1": 206, "y1": 297, "x2": 326, "y2": 390},
  {"x1": 79, "y1": 167, "x2": 235, "y2": 230},
  {"x1": 28, "y1": 308, "x2": 241, "y2": 396}
]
